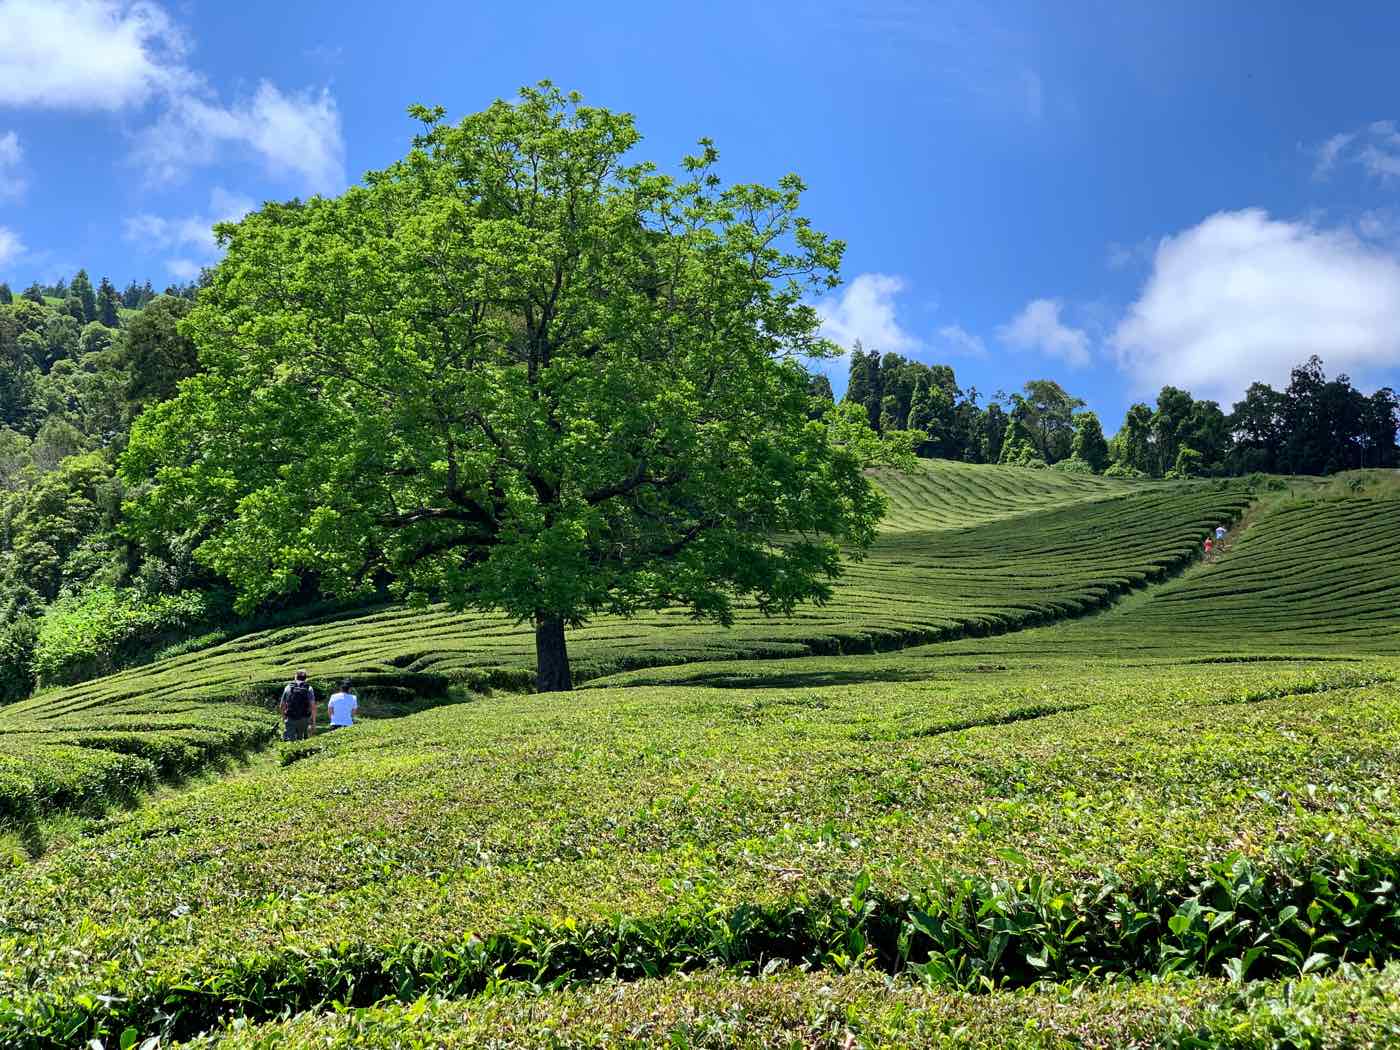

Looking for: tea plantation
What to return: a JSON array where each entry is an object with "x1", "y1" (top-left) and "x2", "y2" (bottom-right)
[{"x1": 2, "y1": 464, "x2": 1400, "y2": 1047}]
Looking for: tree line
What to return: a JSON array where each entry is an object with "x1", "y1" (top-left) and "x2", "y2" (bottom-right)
[
  {"x1": 0, "y1": 277, "x2": 210, "y2": 699},
  {"x1": 834, "y1": 345, "x2": 1399, "y2": 478},
  {"x1": 0, "y1": 271, "x2": 201, "y2": 316}
]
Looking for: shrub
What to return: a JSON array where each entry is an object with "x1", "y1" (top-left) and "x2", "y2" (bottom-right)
[
  {"x1": 1105, "y1": 462, "x2": 1148, "y2": 479},
  {"x1": 33, "y1": 587, "x2": 213, "y2": 686},
  {"x1": 1051, "y1": 456, "x2": 1095, "y2": 475},
  {"x1": 0, "y1": 617, "x2": 36, "y2": 704}
]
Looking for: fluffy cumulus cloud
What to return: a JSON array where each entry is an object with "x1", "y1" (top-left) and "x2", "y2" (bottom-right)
[
  {"x1": 124, "y1": 186, "x2": 255, "y2": 275},
  {"x1": 1112, "y1": 208, "x2": 1400, "y2": 401},
  {"x1": 134, "y1": 83, "x2": 344, "y2": 194},
  {"x1": 816, "y1": 273, "x2": 922, "y2": 355},
  {"x1": 1314, "y1": 121, "x2": 1400, "y2": 181},
  {"x1": 0, "y1": 130, "x2": 22, "y2": 198},
  {"x1": 0, "y1": 226, "x2": 22, "y2": 266},
  {"x1": 0, "y1": 0, "x2": 344, "y2": 194},
  {"x1": 996, "y1": 298, "x2": 1091, "y2": 366},
  {"x1": 0, "y1": 0, "x2": 189, "y2": 109}
]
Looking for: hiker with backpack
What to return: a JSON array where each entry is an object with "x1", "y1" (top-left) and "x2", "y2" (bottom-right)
[{"x1": 279, "y1": 670, "x2": 317, "y2": 741}]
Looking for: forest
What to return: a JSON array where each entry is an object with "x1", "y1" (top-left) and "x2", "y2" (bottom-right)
[{"x1": 0, "y1": 266, "x2": 1397, "y2": 702}]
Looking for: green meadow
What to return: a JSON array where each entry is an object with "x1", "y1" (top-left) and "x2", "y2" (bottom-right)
[{"x1": 1, "y1": 463, "x2": 1399, "y2": 1047}]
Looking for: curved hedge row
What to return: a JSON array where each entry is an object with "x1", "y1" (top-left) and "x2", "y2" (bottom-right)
[
  {"x1": 958, "y1": 495, "x2": 1400, "y2": 660},
  {"x1": 0, "y1": 702, "x2": 273, "y2": 828},
  {"x1": 176, "y1": 963, "x2": 1400, "y2": 1049}
]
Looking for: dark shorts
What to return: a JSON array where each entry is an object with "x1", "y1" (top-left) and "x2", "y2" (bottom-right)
[{"x1": 283, "y1": 717, "x2": 311, "y2": 741}]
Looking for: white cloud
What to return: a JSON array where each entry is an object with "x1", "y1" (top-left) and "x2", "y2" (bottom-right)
[
  {"x1": 1359, "y1": 120, "x2": 1400, "y2": 180},
  {"x1": 135, "y1": 82, "x2": 345, "y2": 194},
  {"x1": 1313, "y1": 121, "x2": 1400, "y2": 182},
  {"x1": 816, "y1": 273, "x2": 921, "y2": 355},
  {"x1": 937, "y1": 324, "x2": 986, "y2": 357},
  {"x1": 124, "y1": 187, "x2": 254, "y2": 272},
  {"x1": 996, "y1": 298, "x2": 1091, "y2": 366},
  {"x1": 1112, "y1": 208, "x2": 1400, "y2": 402},
  {"x1": 1358, "y1": 208, "x2": 1400, "y2": 246},
  {"x1": 0, "y1": 0, "x2": 190, "y2": 109},
  {"x1": 0, "y1": 1, "x2": 343, "y2": 194},
  {"x1": 0, "y1": 226, "x2": 22, "y2": 266},
  {"x1": 0, "y1": 131, "x2": 22, "y2": 199}
]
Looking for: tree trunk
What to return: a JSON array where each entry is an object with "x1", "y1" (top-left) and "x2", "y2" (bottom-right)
[{"x1": 534, "y1": 613, "x2": 573, "y2": 693}]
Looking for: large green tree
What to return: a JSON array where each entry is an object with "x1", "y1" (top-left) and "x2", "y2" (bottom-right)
[
  {"x1": 70, "y1": 270, "x2": 97, "y2": 324},
  {"x1": 96, "y1": 277, "x2": 122, "y2": 328},
  {"x1": 122, "y1": 296, "x2": 197, "y2": 410},
  {"x1": 1070, "y1": 410, "x2": 1109, "y2": 473},
  {"x1": 121, "y1": 85, "x2": 893, "y2": 692}
]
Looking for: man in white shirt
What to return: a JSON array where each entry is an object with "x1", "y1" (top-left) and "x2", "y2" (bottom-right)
[{"x1": 326, "y1": 680, "x2": 359, "y2": 729}]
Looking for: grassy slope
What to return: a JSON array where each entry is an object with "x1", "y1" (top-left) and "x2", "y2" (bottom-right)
[
  {"x1": 918, "y1": 490, "x2": 1400, "y2": 660},
  {"x1": 0, "y1": 463, "x2": 1253, "y2": 827}
]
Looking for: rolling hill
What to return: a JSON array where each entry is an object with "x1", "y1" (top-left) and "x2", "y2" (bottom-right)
[{"x1": 1, "y1": 463, "x2": 1399, "y2": 1047}]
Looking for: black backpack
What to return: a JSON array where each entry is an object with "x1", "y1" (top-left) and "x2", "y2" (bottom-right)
[{"x1": 285, "y1": 681, "x2": 313, "y2": 719}]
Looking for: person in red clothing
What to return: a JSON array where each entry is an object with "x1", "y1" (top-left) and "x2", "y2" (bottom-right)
[{"x1": 1203, "y1": 536, "x2": 1214, "y2": 561}]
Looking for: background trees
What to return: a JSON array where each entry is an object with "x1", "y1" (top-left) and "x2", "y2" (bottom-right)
[
  {"x1": 1094, "y1": 356, "x2": 1399, "y2": 478},
  {"x1": 836, "y1": 346, "x2": 1398, "y2": 480}
]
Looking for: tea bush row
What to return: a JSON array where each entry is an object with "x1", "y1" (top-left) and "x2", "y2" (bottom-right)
[
  {"x1": 0, "y1": 702, "x2": 274, "y2": 826},
  {"x1": 173, "y1": 963, "x2": 1400, "y2": 1049},
  {"x1": 956, "y1": 495, "x2": 1400, "y2": 661},
  {"x1": 2, "y1": 659, "x2": 1397, "y2": 1044}
]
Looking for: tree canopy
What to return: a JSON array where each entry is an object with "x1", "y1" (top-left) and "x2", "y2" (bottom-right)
[{"x1": 121, "y1": 84, "x2": 895, "y2": 692}]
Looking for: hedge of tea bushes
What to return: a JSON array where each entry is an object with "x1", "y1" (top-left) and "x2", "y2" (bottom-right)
[
  {"x1": 0, "y1": 703, "x2": 273, "y2": 826},
  {"x1": 2, "y1": 659, "x2": 1399, "y2": 1044},
  {"x1": 174, "y1": 964, "x2": 1400, "y2": 1049},
  {"x1": 939, "y1": 495, "x2": 1400, "y2": 662}
]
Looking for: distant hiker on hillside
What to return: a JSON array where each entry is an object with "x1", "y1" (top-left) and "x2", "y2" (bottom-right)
[
  {"x1": 279, "y1": 670, "x2": 317, "y2": 741},
  {"x1": 1203, "y1": 536, "x2": 1214, "y2": 562},
  {"x1": 1215, "y1": 524, "x2": 1227, "y2": 543},
  {"x1": 327, "y1": 680, "x2": 358, "y2": 730}
]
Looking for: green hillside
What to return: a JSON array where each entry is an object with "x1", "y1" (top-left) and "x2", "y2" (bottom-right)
[
  {"x1": 0, "y1": 464, "x2": 1252, "y2": 827},
  {"x1": 924, "y1": 490, "x2": 1400, "y2": 660},
  {"x1": 2, "y1": 464, "x2": 1400, "y2": 1047},
  {"x1": 7, "y1": 462, "x2": 1248, "y2": 703}
]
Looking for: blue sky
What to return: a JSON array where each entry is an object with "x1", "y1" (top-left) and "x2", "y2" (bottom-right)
[{"x1": 3, "y1": 1, "x2": 1400, "y2": 428}]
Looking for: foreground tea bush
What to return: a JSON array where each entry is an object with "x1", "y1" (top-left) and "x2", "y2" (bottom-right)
[
  {"x1": 2, "y1": 658, "x2": 1399, "y2": 1044},
  {"x1": 0, "y1": 703, "x2": 273, "y2": 827},
  {"x1": 178, "y1": 964, "x2": 1400, "y2": 1049}
]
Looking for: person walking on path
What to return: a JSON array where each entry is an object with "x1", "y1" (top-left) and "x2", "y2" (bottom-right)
[
  {"x1": 1215, "y1": 523, "x2": 1227, "y2": 543},
  {"x1": 1203, "y1": 536, "x2": 1214, "y2": 562},
  {"x1": 326, "y1": 680, "x2": 359, "y2": 730},
  {"x1": 280, "y1": 670, "x2": 317, "y2": 740}
]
